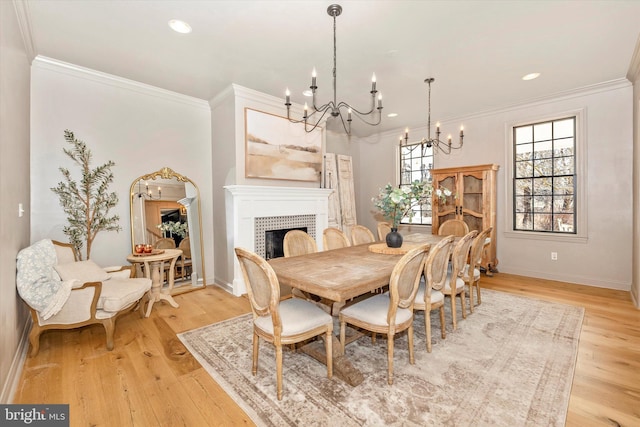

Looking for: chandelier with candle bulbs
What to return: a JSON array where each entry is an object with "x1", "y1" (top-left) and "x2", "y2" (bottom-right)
[
  {"x1": 133, "y1": 181, "x2": 162, "y2": 200},
  {"x1": 400, "y1": 78, "x2": 464, "y2": 154},
  {"x1": 285, "y1": 4, "x2": 382, "y2": 134}
]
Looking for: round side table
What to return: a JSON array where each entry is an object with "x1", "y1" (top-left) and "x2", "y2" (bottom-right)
[{"x1": 127, "y1": 248, "x2": 182, "y2": 317}]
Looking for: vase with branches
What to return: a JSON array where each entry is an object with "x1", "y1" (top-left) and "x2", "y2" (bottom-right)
[
  {"x1": 51, "y1": 130, "x2": 121, "y2": 260},
  {"x1": 372, "y1": 181, "x2": 434, "y2": 229},
  {"x1": 372, "y1": 180, "x2": 434, "y2": 247}
]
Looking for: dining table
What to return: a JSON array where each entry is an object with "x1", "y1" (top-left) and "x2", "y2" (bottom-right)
[{"x1": 267, "y1": 232, "x2": 446, "y2": 385}]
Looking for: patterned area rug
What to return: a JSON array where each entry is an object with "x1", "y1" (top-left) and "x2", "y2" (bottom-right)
[{"x1": 178, "y1": 289, "x2": 583, "y2": 426}]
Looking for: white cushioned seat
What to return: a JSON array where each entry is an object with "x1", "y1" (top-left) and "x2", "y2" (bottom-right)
[
  {"x1": 464, "y1": 264, "x2": 481, "y2": 281},
  {"x1": 416, "y1": 281, "x2": 445, "y2": 305},
  {"x1": 340, "y1": 293, "x2": 413, "y2": 327},
  {"x1": 254, "y1": 298, "x2": 333, "y2": 336},
  {"x1": 98, "y1": 278, "x2": 151, "y2": 313},
  {"x1": 444, "y1": 275, "x2": 466, "y2": 292}
]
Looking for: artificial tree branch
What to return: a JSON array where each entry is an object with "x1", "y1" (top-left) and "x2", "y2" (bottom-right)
[{"x1": 51, "y1": 130, "x2": 121, "y2": 260}]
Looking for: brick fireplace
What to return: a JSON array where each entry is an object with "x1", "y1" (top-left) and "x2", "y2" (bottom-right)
[{"x1": 224, "y1": 185, "x2": 333, "y2": 295}]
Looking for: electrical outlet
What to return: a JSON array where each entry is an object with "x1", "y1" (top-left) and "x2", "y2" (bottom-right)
[{"x1": 551, "y1": 252, "x2": 558, "y2": 261}]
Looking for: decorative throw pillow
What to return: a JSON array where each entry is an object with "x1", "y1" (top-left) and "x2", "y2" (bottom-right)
[{"x1": 54, "y1": 259, "x2": 110, "y2": 283}]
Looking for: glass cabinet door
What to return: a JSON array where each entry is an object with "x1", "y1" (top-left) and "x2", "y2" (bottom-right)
[
  {"x1": 434, "y1": 173, "x2": 457, "y2": 225},
  {"x1": 461, "y1": 171, "x2": 485, "y2": 232}
]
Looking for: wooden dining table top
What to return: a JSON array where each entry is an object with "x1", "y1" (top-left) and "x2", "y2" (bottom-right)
[{"x1": 267, "y1": 232, "x2": 446, "y2": 303}]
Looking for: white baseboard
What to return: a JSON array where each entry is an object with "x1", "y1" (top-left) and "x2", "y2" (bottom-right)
[
  {"x1": 499, "y1": 266, "x2": 631, "y2": 291},
  {"x1": 0, "y1": 319, "x2": 31, "y2": 403}
]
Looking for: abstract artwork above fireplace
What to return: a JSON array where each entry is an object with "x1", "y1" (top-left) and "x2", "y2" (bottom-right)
[{"x1": 244, "y1": 108, "x2": 323, "y2": 182}]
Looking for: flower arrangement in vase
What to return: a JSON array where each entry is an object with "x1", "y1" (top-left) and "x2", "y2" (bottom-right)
[{"x1": 372, "y1": 180, "x2": 433, "y2": 247}]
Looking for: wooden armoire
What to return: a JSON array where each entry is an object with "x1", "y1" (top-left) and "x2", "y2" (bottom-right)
[{"x1": 430, "y1": 164, "x2": 499, "y2": 273}]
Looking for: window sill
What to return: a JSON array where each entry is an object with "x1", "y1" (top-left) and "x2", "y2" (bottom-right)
[{"x1": 504, "y1": 230, "x2": 588, "y2": 244}]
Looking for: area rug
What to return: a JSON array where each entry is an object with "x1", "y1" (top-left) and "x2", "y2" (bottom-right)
[{"x1": 178, "y1": 289, "x2": 584, "y2": 426}]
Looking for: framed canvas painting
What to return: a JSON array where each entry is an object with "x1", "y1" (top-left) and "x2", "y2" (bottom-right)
[{"x1": 244, "y1": 108, "x2": 323, "y2": 182}]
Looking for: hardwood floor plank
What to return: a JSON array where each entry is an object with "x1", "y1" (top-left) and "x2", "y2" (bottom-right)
[{"x1": 12, "y1": 273, "x2": 640, "y2": 426}]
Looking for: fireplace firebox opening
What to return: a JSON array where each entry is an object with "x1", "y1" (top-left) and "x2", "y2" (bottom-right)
[{"x1": 265, "y1": 227, "x2": 308, "y2": 260}]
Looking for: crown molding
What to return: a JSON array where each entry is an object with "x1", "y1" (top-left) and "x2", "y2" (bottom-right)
[
  {"x1": 32, "y1": 55, "x2": 210, "y2": 110},
  {"x1": 12, "y1": 0, "x2": 36, "y2": 62}
]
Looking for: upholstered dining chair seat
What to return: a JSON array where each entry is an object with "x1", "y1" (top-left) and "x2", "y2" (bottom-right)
[
  {"x1": 443, "y1": 276, "x2": 466, "y2": 293},
  {"x1": 340, "y1": 294, "x2": 413, "y2": 326},
  {"x1": 416, "y1": 283, "x2": 445, "y2": 305},
  {"x1": 464, "y1": 265, "x2": 481, "y2": 281},
  {"x1": 254, "y1": 298, "x2": 333, "y2": 336}
]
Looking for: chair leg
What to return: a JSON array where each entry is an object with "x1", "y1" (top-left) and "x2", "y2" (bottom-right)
[
  {"x1": 450, "y1": 295, "x2": 457, "y2": 330},
  {"x1": 425, "y1": 309, "x2": 432, "y2": 353},
  {"x1": 387, "y1": 332, "x2": 395, "y2": 385},
  {"x1": 325, "y1": 329, "x2": 333, "y2": 378},
  {"x1": 28, "y1": 326, "x2": 42, "y2": 357},
  {"x1": 102, "y1": 317, "x2": 116, "y2": 351},
  {"x1": 276, "y1": 344, "x2": 283, "y2": 400},
  {"x1": 439, "y1": 306, "x2": 446, "y2": 339},
  {"x1": 339, "y1": 321, "x2": 346, "y2": 354},
  {"x1": 477, "y1": 283, "x2": 482, "y2": 305},
  {"x1": 460, "y1": 291, "x2": 467, "y2": 319},
  {"x1": 408, "y1": 324, "x2": 415, "y2": 365},
  {"x1": 252, "y1": 332, "x2": 259, "y2": 375},
  {"x1": 468, "y1": 284, "x2": 475, "y2": 313},
  {"x1": 372, "y1": 332, "x2": 376, "y2": 344}
]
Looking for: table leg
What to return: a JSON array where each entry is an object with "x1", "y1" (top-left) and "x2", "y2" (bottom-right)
[{"x1": 144, "y1": 259, "x2": 180, "y2": 317}]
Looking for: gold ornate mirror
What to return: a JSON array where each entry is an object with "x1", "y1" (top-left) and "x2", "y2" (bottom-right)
[{"x1": 129, "y1": 167, "x2": 205, "y2": 293}]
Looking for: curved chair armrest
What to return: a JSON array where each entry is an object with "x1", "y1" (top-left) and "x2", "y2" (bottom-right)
[{"x1": 103, "y1": 265, "x2": 134, "y2": 278}]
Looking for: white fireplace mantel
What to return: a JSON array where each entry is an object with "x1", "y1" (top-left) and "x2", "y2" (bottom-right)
[{"x1": 224, "y1": 185, "x2": 333, "y2": 295}]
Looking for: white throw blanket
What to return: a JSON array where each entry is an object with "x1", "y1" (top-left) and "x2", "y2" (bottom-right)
[{"x1": 16, "y1": 239, "x2": 73, "y2": 320}]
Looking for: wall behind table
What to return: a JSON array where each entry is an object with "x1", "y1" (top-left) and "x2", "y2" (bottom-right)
[
  {"x1": 30, "y1": 57, "x2": 214, "y2": 282},
  {"x1": 355, "y1": 81, "x2": 633, "y2": 291}
]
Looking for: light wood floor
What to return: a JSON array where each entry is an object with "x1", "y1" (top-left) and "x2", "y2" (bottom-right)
[{"x1": 13, "y1": 273, "x2": 640, "y2": 427}]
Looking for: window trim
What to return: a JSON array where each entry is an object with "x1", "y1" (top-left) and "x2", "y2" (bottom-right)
[{"x1": 504, "y1": 108, "x2": 588, "y2": 243}]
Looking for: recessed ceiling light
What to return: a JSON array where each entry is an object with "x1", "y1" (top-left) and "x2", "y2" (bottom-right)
[
  {"x1": 522, "y1": 72, "x2": 541, "y2": 81},
  {"x1": 168, "y1": 19, "x2": 192, "y2": 34},
  {"x1": 302, "y1": 90, "x2": 313, "y2": 97},
  {"x1": 387, "y1": 113, "x2": 398, "y2": 118}
]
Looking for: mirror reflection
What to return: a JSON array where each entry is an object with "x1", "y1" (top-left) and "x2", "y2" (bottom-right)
[{"x1": 130, "y1": 167, "x2": 205, "y2": 294}]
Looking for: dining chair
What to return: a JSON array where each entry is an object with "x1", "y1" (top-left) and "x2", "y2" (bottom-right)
[
  {"x1": 283, "y1": 230, "x2": 317, "y2": 257},
  {"x1": 154, "y1": 237, "x2": 176, "y2": 249},
  {"x1": 323, "y1": 227, "x2": 351, "y2": 251},
  {"x1": 177, "y1": 237, "x2": 192, "y2": 280},
  {"x1": 413, "y1": 235, "x2": 455, "y2": 352},
  {"x1": 283, "y1": 229, "x2": 325, "y2": 305},
  {"x1": 464, "y1": 227, "x2": 492, "y2": 313},
  {"x1": 377, "y1": 221, "x2": 392, "y2": 241},
  {"x1": 234, "y1": 247, "x2": 333, "y2": 400},
  {"x1": 351, "y1": 224, "x2": 376, "y2": 245},
  {"x1": 438, "y1": 219, "x2": 469, "y2": 237},
  {"x1": 339, "y1": 244, "x2": 429, "y2": 385},
  {"x1": 443, "y1": 230, "x2": 478, "y2": 330}
]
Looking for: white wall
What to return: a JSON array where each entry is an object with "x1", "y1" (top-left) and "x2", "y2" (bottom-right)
[
  {"x1": 30, "y1": 57, "x2": 214, "y2": 283},
  {"x1": 0, "y1": 0, "x2": 32, "y2": 403},
  {"x1": 354, "y1": 81, "x2": 634, "y2": 291}
]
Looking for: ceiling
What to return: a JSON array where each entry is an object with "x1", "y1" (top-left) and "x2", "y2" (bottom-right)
[{"x1": 23, "y1": 0, "x2": 640, "y2": 137}]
